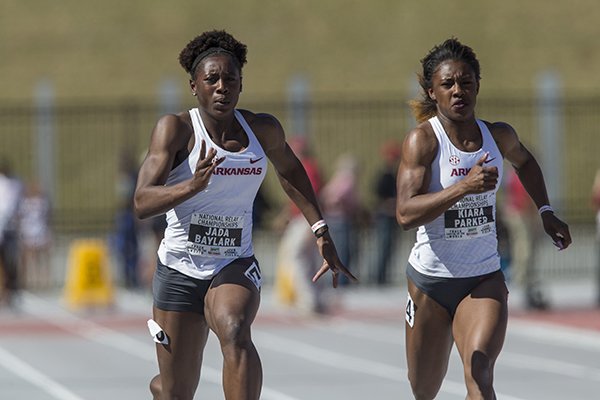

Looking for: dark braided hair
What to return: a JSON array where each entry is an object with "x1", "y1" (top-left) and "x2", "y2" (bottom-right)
[
  {"x1": 409, "y1": 38, "x2": 481, "y2": 123},
  {"x1": 179, "y1": 30, "x2": 247, "y2": 78}
]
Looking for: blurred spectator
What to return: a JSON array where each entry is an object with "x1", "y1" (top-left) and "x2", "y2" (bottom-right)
[
  {"x1": 116, "y1": 149, "x2": 138, "y2": 204},
  {"x1": 18, "y1": 180, "x2": 52, "y2": 290},
  {"x1": 140, "y1": 215, "x2": 167, "y2": 288},
  {"x1": 0, "y1": 158, "x2": 24, "y2": 308},
  {"x1": 503, "y1": 169, "x2": 547, "y2": 309},
  {"x1": 591, "y1": 169, "x2": 600, "y2": 305},
  {"x1": 113, "y1": 203, "x2": 140, "y2": 289},
  {"x1": 320, "y1": 153, "x2": 364, "y2": 286},
  {"x1": 130, "y1": 148, "x2": 167, "y2": 290},
  {"x1": 111, "y1": 149, "x2": 140, "y2": 289},
  {"x1": 372, "y1": 140, "x2": 401, "y2": 285},
  {"x1": 274, "y1": 136, "x2": 326, "y2": 313}
]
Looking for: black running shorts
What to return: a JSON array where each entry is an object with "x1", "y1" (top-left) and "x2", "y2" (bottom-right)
[{"x1": 152, "y1": 256, "x2": 261, "y2": 314}]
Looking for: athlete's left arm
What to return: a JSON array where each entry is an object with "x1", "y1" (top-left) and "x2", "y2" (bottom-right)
[
  {"x1": 250, "y1": 112, "x2": 322, "y2": 224},
  {"x1": 249, "y1": 111, "x2": 358, "y2": 286},
  {"x1": 489, "y1": 121, "x2": 572, "y2": 249}
]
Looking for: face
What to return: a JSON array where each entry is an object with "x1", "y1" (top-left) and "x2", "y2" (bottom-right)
[
  {"x1": 190, "y1": 54, "x2": 242, "y2": 116},
  {"x1": 427, "y1": 59, "x2": 479, "y2": 121}
]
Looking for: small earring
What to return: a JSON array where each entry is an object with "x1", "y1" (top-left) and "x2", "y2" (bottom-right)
[{"x1": 192, "y1": 92, "x2": 197, "y2": 96}]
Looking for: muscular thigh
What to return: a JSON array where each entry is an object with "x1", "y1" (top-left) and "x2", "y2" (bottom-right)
[
  {"x1": 151, "y1": 262, "x2": 212, "y2": 391},
  {"x1": 452, "y1": 273, "x2": 509, "y2": 363},
  {"x1": 405, "y1": 279, "x2": 454, "y2": 383},
  {"x1": 204, "y1": 257, "x2": 262, "y2": 335},
  {"x1": 153, "y1": 307, "x2": 210, "y2": 394}
]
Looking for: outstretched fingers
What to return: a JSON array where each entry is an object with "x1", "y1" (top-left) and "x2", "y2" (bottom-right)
[
  {"x1": 312, "y1": 261, "x2": 358, "y2": 288},
  {"x1": 200, "y1": 139, "x2": 206, "y2": 160},
  {"x1": 192, "y1": 140, "x2": 225, "y2": 192},
  {"x1": 312, "y1": 262, "x2": 330, "y2": 284},
  {"x1": 197, "y1": 142, "x2": 224, "y2": 171},
  {"x1": 338, "y1": 264, "x2": 358, "y2": 284}
]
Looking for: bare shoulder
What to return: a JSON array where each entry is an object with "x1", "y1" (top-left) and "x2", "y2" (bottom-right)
[
  {"x1": 238, "y1": 109, "x2": 285, "y2": 152},
  {"x1": 238, "y1": 109, "x2": 282, "y2": 131},
  {"x1": 406, "y1": 120, "x2": 437, "y2": 145},
  {"x1": 481, "y1": 120, "x2": 518, "y2": 140},
  {"x1": 156, "y1": 111, "x2": 192, "y2": 133},
  {"x1": 152, "y1": 112, "x2": 193, "y2": 148},
  {"x1": 402, "y1": 121, "x2": 438, "y2": 165},
  {"x1": 480, "y1": 120, "x2": 520, "y2": 154}
]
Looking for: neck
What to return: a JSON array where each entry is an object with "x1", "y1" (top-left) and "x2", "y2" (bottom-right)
[
  {"x1": 436, "y1": 114, "x2": 482, "y2": 152},
  {"x1": 437, "y1": 113, "x2": 478, "y2": 139},
  {"x1": 199, "y1": 110, "x2": 236, "y2": 141},
  {"x1": 198, "y1": 109, "x2": 247, "y2": 151}
]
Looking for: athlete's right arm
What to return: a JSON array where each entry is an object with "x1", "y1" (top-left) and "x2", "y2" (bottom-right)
[
  {"x1": 133, "y1": 114, "x2": 221, "y2": 219},
  {"x1": 395, "y1": 126, "x2": 490, "y2": 230}
]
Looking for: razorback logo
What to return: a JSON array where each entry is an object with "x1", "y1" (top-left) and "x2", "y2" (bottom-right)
[
  {"x1": 450, "y1": 167, "x2": 471, "y2": 177},
  {"x1": 213, "y1": 167, "x2": 263, "y2": 176}
]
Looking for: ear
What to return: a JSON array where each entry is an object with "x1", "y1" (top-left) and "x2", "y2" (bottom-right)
[
  {"x1": 189, "y1": 79, "x2": 197, "y2": 96},
  {"x1": 427, "y1": 88, "x2": 436, "y2": 101},
  {"x1": 239, "y1": 76, "x2": 243, "y2": 93}
]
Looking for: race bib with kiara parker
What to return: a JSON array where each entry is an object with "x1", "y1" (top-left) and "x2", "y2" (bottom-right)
[
  {"x1": 187, "y1": 212, "x2": 244, "y2": 257},
  {"x1": 443, "y1": 194, "x2": 495, "y2": 240}
]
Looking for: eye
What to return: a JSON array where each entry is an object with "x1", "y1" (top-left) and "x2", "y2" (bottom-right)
[
  {"x1": 204, "y1": 75, "x2": 219, "y2": 84},
  {"x1": 224, "y1": 74, "x2": 239, "y2": 83},
  {"x1": 461, "y1": 78, "x2": 476, "y2": 88}
]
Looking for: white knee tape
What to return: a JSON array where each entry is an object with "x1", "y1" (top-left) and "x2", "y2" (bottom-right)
[{"x1": 147, "y1": 319, "x2": 169, "y2": 345}]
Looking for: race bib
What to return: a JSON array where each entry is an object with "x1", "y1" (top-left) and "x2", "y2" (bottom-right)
[
  {"x1": 187, "y1": 213, "x2": 244, "y2": 257},
  {"x1": 444, "y1": 195, "x2": 495, "y2": 240},
  {"x1": 406, "y1": 292, "x2": 415, "y2": 328}
]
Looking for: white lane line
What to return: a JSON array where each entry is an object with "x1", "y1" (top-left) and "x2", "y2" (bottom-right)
[
  {"x1": 254, "y1": 331, "x2": 527, "y2": 400},
  {"x1": 320, "y1": 315, "x2": 600, "y2": 351},
  {"x1": 500, "y1": 353, "x2": 600, "y2": 382},
  {"x1": 315, "y1": 318, "x2": 404, "y2": 344},
  {"x1": 508, "y1": 319, "x2": 600, "y2": 351},
  {"x1": 20, "y1": 292, "x2": 301, "y2": 400},
  {"x1": 255, "y1": 330, "x2": 410, "y2": 381},
  {"x1": 318, "y1": 317, "x2": 600, "y2": 383},
  {"x1": 0, "y1": 345, "x2": 86, "y2": 400}
]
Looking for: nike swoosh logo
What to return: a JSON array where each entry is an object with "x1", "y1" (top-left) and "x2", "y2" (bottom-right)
[
  {"x1": 249, "y1": 157, "x2": 264, "y2": 164},
  {"x1": 484, "y1": 157, "x2": 497, "y2": 164}
]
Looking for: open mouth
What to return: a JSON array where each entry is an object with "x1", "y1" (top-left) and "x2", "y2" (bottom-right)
[
  {"x1": 213, "y1": 100, "x2": 230, "y2": 110},
  {"x1": 452, "y1": 101, "x2": 467, "y2": 110}
]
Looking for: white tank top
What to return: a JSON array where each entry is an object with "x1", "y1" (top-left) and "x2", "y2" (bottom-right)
[
  {"x1": 408, "y1": 116, "x2": 503, "y2": 278},
  {"x1": 157, "y1": 109, "x2": 267, "y2": 279}
]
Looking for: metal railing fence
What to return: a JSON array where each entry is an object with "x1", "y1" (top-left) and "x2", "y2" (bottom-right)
[{"x1": 1, "y1": 94, "x2": 599, "y2": 233}]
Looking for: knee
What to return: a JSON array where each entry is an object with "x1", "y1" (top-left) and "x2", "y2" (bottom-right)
[
  {"x1": 409, "y1": 384, "x2": 439, "y2": 400},
  {"x1": 151, "y1": 374, "x2": 195, "y2": 400},
  {"x1": 216, "y1": 315, "x2": 252, "y2": 349},
  {"x1": 408, "y1": 372, "x2": 441, "y2": 400},
  {"x1": 149, "y1": 374, "x2": 161, "y2": 399}
]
